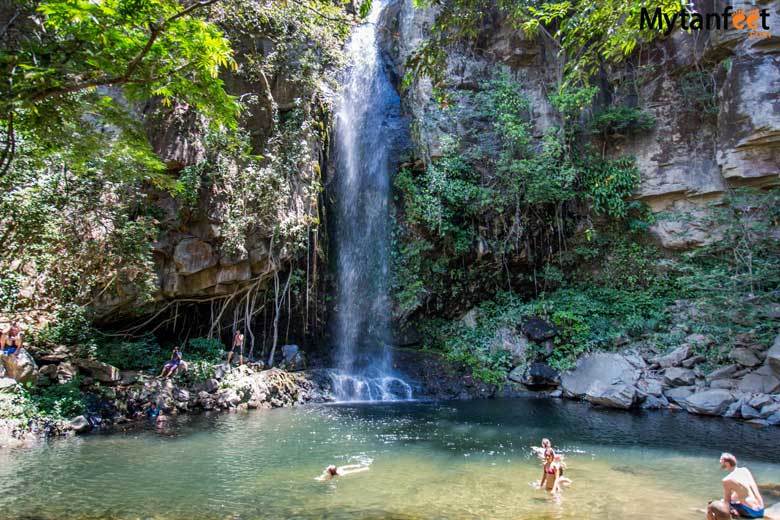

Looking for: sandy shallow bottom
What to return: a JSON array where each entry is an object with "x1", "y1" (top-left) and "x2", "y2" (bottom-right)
[{"x1": 1, "y1": 398, "x2": 779, "y2": 519}]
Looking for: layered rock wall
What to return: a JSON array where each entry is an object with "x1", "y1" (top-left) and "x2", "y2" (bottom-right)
[{"x1": 384, "y1": 0, "x2": 780, "y2": 249}]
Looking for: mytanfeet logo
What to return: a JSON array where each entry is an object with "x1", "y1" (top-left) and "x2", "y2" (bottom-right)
[{"x1": 640, "y1": 5, "x2": 772, "y2": 39}]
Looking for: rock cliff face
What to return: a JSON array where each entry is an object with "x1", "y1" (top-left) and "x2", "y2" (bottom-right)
[
  {"x1": 382, "y1": 0, "x2": 780, "y2": 249},
  {"x1": 94, "y1": 13, "x2": 337, "y2": 317}
]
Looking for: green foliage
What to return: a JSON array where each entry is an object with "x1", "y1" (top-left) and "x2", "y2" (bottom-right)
[
  {"x1": 679, "y1": 71, "x2": 719, "y2": 116},
  {"x1": 0, "y1": 378, "x2": 86, "y2": 422},
  {"x1": 36, "y1": 304, "x2": 100, "y2": 358},
  {"x1": 590, "y1": 107, "x2": 655, "y2": 137},
  {"x1": 2, "y1": 0, "x2": 239, "y2": 155},
  {"x1": 96, "y1": 335, "x2": 165, "y2": 370},
  {"x1": 391, "y1": 76, "x2": 644, "y2": 317},
  {"x1": 186, "y1": 337, "x2": 224, "y2": 363},
  {"x1": 408, "y1": 0, "x2": 683, "y2": 87}
]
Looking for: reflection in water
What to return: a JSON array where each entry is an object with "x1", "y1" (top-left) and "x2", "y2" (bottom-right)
[{"x1": 1, "y1": 398, "x2": 779, "y2": 519}]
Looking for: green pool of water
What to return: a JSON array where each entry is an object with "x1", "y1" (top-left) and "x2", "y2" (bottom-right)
[{"x1": 1, "y1": 398, "x2": 779, "y2": 519}]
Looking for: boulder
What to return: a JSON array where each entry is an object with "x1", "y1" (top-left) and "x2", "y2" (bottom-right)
[
  {"x1": 749, "y1": 394, "x2": 773, "y2": 409},
  {"x1": 737, "y1": 372, "x2": 780, "y2": 394},
  {"x1": 1, "y1": 350, "x2": 38, "y2": 384},
  {"x1": 204, "y1": 378, "x2": 220, "y2": 393},
  {"x1": 710, "y1": 379, "x2": 738, "y2": 390},
  {"x1": 173, "y1": 388, "x2": 190, "y2": 402},
  {"x1": 731, "y1": 348, "x2": 761, "y2": 367},
  {"x1": 560, "y1": 353, "x2": 639, "y2": 398},
  {"x1": 653, "y1": 345, "x2": 691, "y2": 369},
  {"x1": 522, "y1": 317, "x2": 558, "y2": 342},
  {"x1": 585, "y1": 382, "x2": 637, "y2": 409},
  {"x1": 766, "y1": 413, "x2": 780, "y2": 426},
  {"x1": 281, "y1": 345, "x2": 305, "y2": 371},
  {"x1": 741, "y1": 404, "x2": 763, "y2": 420},
  {"x1": 0, "y1": 377, "x2": 18, "y2": 393},
  {"x1": 684, "y1": 389, "x2": 736, "y2": 416},
  {"x1": 761, "y1": 402, "x2": 780, "y2": 418},
  {"x1": 57, "y1": 362, "x2": 77, "y2": 384},
  {"x1": 73, "y1": 359, "x2": 120, "y2": 383},
  {"x1": 767, "y1": 334, "x2": 780, "y2": 374},
  {"x1": 637, "y1": 378, "x2": 664, "y2": 397},
  {"x1": 663, "y1": 367, "x2": 696, "y2": 387},
  {"x1": 682, "y1": 355, "x2": 705, "y2": 369},
  {"x1": 38, "y1": 364, "x2": 58, "y2": 378},
  {"x1": 706, "y1": 364, "x2": 739, "y2": 381},
  {"x1": 490, "y1": 328, "x2": 528, "y2": 366},
  {"x1": 664, "y1": 386, "x2": 696, "y2": 403},
  {"x1": 69, "y1": 415, "x2": 92, "y2": 434},
  {"x1": 642, "y1": 394, "x2": 670, "y2": 409},
  {"x1": 724, "y1": 398, "x2": 744, "y2": 418},
  {"x1": 518, "y1": 362, "x2": 560, "y2": 389}
]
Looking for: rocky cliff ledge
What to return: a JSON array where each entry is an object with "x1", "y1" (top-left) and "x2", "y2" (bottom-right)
[{"x1": 382, "y1": 0, "x2": 780, "y2": 250}]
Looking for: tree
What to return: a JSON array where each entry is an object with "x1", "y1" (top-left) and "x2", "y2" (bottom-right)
[
  {"x1": 406, "y1": 0, "x2": 683, "y2": 87},
  {"x1": 0, "y1": 0, "x2": 239, "y2": 177}
]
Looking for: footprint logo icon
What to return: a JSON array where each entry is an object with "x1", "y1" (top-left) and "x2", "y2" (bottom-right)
[{"x1": 733, "y1": 8, "x2": 760, "y2": 30}]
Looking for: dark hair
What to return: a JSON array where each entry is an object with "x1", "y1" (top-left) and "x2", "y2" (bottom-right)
[{"x1": 544, "y1": 448, "x2": 555, "y2": 459}]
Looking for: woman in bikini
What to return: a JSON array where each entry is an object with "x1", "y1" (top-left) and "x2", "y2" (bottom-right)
[{"x1": 539, "y1": 448, "x2": 564, "y2": 494}]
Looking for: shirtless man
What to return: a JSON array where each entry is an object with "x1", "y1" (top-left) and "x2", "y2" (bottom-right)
[
  {"x1": 707, "y1": 453, "x2": 765, "y2": 519},
  {"x1": 227, "y1": 329, "x2": 244, "y2": 365},
  {"x1": 316, "y1": 464, "x2": 369, "y2": 481}
]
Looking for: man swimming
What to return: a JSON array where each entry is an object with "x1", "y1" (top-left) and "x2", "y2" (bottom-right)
[
  {"x1": 706, "y1": 453, "x2": 765, "y2": 519},
  {"x1": 316, "y1": 464, "x2": 370, "y2": 481}
]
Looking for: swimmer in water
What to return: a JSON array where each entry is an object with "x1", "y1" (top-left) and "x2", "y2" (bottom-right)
[
  {"x1": 532, "y1": 438, "x2": 553, "y2": 460},
  {"x1": 316, "y1": 464, "x2": 370, "y2": 481}
]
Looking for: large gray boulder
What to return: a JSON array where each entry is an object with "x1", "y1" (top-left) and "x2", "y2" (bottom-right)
[
  {"x1": 663, "y1": 367, "x2": 696, "y2": 387},
  {"x1": 767, "y1": 334, "x2": 780, "y2": 374},
  {"x1": 73, "y1": 358, "x2": 120, "y2": 383},
  {"x1": 737, "y1": 371, "x2": 780, "y2": 394},
  {"x1": 653, "y1": 345, "x2": 691, "y2": 368},
  {"x1": 490, "y1": 328, "x2": 528, "y2": 366},
  {"x1": 664, "y1": 386, "x2": 696, "y2": 404},
  {"x1": 706, "y1": 364, "x2": 739, "y2": 381},
  {"x1": 69, "y1": 415, "x2": 91, "y2": 434},
  {"x1": 1, "y1": 350, "x2": 38, "y2": 384},
  {"x1": 560, "y1": 353, "x2": 639, "y2": 398},
  {"x1": 0, "y1": 377, "x2": 18, "y2": 393},
  {"x1": 684, "y1": 389, "x2": 736, "y2": 416},
  {"x1": 731, "y1": 348, "x2": 762, "y2": 367},
  {"x1": 517, "y1": 362, "x2": 560, "y2": 389},
  {"x1": 585, "y1": 382, "x2": 637, "y2": 410}
]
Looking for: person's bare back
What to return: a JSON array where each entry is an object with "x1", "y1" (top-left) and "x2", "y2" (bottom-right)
[{"x1": 724, "y1": 467, "x2": 764, "y2": 510}]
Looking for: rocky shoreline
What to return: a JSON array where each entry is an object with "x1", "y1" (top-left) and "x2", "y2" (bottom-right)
[
  {"x1": 2, "y1": 331, "x2": 779, "y2": 448},
  {"x1": 0, "y1": 361, "x2": 336, "y2": 448}
]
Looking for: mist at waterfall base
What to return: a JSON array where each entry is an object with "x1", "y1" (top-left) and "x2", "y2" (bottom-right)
[{"x1": 329, "y1": 0, "x2": 412, "y2": 402}]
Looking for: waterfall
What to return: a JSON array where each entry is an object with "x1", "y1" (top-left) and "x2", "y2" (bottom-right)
[{"x1": 330, "y1": 0, "x2": 412, "y2": 401}]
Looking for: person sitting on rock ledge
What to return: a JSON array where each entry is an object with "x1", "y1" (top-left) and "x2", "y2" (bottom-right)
[
  {"x1": 316, "y1": 463, "x2": 370, "y2": 481},
  {"x1": 707, "y1": 453, "x2": 765, "y2": 519},
  {"x1": 160, "y1": 346, "x2": 184, "y2": 378},
  {"x1": 0, "y1": 321, "x2": 22, "y2": 356}
]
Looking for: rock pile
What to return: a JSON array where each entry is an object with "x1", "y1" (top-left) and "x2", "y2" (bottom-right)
[{"x1": 554, "y1": 333, "x2": 780, "y2": 426}]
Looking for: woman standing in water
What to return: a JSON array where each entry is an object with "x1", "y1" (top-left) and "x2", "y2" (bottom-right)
[{"x1": 538, "y1": 448, "x2": 564, "y2": 495}]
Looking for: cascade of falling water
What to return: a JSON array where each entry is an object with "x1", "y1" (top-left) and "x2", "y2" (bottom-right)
[{"x1": 330, "y1": 0, "x2": 412, "y2": 401}]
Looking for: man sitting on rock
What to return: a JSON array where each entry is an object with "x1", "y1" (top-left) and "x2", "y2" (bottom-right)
[
  {"x1": 0, "y1": 321, "x2": 22, "y2": 356},
  {"x1": 707, "y1": 453, "x2": 765, "y2": 519}
]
